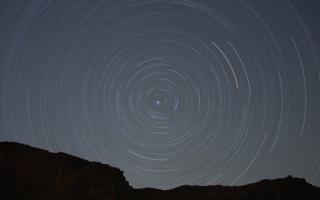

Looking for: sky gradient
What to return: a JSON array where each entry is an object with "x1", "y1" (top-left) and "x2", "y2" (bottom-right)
[{"x1": 0, "y1": 0, "x2": 320, "y2": 189}]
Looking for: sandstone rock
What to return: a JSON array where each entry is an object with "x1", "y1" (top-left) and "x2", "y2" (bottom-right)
[{"x1": 0, "y1": 142, "x2": 131, "y2": 200}]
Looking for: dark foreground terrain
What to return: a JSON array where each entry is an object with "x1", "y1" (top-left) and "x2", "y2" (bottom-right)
[{"x1": 1, "y1": 142, "x2": 319, "y2": 200}]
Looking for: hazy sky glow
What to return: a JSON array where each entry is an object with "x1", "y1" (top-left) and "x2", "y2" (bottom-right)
[{"x1": 0, "y1": 0, "x2": 320, "y2": 189}]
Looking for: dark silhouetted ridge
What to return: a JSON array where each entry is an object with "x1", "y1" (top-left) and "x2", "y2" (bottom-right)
[{"x1": 1, "y1": 141, "x2": 319, "y2": 200}]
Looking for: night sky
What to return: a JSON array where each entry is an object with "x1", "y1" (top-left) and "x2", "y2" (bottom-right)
[{"x1": 1, "y1": 0, "x2": 320, "y2": 189}]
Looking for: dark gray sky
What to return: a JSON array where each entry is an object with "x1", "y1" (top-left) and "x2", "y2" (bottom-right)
[{"x1": 1, "y1": 0, "x2": 320, "y2": 189}]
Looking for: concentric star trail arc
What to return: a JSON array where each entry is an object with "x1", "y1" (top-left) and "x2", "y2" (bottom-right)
[{"x1": 0, "y1": 0, "x2": 320, "y2": 189}]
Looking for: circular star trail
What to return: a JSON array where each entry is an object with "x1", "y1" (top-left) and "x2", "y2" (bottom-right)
[{"x1": 0, "y1": 0, "x2": 320, "y2": 189}]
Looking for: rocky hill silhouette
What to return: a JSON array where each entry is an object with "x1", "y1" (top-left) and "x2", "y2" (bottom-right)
[{"x1": 1, "y1": 141, "x2": 319, "y2": 200}]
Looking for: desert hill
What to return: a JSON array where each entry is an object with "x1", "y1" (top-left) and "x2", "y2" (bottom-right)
[{"x1": 1, "y1": 142, "x2": 319, "y2": 200}]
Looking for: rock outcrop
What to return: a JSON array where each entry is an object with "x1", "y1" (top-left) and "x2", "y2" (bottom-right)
[
  {"x1": 1, "y1": 141, "x2": 320, "y2": 200},
  {"x1": 0, "y1": 142, "x2": 131, "y2": 200}
]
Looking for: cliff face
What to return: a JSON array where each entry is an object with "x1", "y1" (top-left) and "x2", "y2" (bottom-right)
[
  {"x1": 1, "y1": 141, "x2": 320, "y2": 200},
  {"x1": 0, "y1": 142, "x2": 131, "y2": 200}
]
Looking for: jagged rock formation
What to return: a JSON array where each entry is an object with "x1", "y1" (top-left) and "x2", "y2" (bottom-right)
[{"x1": 1, "y1": 141, "x2": 320, "y2": 200}]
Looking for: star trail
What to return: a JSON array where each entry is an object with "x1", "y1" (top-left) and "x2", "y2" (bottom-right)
[{"x1": 0, "y1": 0, "x2": 320, "y2": 189}]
